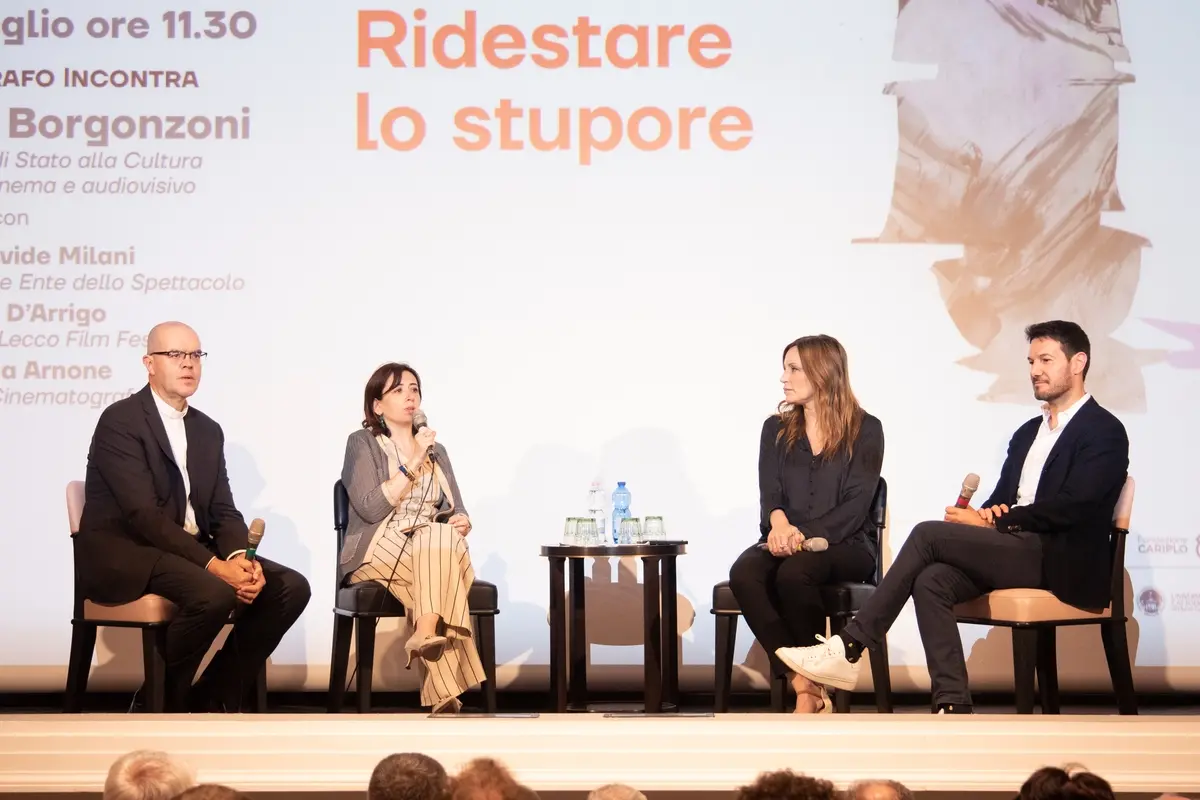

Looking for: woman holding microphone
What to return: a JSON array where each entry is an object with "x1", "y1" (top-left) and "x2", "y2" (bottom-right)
[
  {"x1": 728, "y1": 335, "x2": 884, "y2": 714},
  {"x1": 338, "y1": 362, "x2": 484, "y2": 715}
]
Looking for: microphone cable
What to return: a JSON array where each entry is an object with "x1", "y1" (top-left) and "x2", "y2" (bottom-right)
[{"x1": 343, "y1": 441, "x2": 438, "y2": 697}]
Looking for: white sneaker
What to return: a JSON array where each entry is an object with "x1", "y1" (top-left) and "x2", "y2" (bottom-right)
[{"x1": 776, "y1": 635, "x2": 861, "y2": 691}]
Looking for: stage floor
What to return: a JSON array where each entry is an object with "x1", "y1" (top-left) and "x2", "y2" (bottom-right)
[{"x1": 2, "y1": 711, "x2": 1199, "y2": 797}]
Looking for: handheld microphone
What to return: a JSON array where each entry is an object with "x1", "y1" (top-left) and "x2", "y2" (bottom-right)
[
  {"x1": 759, "y1": 537, "x2": 829, "y2": 553},
  {"x1": 245, "y1": 518, "x2": 266, "y2": 561},
  {"x1": 412, "y1": 410, "x2": 436, "y2": 463},
  {"x1": 955, "y1": 473, "x2": 981, "y2": 509}
]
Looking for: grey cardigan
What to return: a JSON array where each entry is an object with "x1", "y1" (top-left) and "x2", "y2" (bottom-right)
[{"x1": 337, "y1": 428, "x2": 468, "y2": 582}]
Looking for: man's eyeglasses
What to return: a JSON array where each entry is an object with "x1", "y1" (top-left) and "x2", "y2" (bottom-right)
[{"x1": 149, "y1": 350, "x2": 207, "y2": 362}]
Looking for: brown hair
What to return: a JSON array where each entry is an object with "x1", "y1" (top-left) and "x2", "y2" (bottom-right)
[
  {"x1": 368, "y1": 753, "x2": 449, "y2": 800},
  {"x1": 450, "y1": 758, "x2": 536, "y2": 800},
  {"x1": 776, "y1": 335, "x2": 863, "y2": 459},
  {"x1": 362, "y1": 362, "x2": 422, "y2": 436},
  {"x1": 1015, "y1": 766, "x2": 1114, "y2": 800},
  {"x1": 736, "y1": 770, "x2": 836, "y2": 800}
]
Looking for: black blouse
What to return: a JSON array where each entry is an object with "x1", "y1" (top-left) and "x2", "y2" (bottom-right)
[{"x1": 757, "y1": 412, "x2": 885, "y2": 554}]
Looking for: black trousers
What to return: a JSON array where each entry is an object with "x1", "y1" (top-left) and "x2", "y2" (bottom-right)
[
  {"x1": 729, "y1": 541, "x2": 875, "y2": 678},
  {"x1": 147, "y1": 548, "x2": 311, "y2": 712},
  {"x1": 843, "y1": 520, "x2": 1043, "y2": 706}
]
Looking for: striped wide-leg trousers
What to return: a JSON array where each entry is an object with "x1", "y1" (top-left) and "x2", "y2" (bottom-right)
[{"x1": 350, "y1": 522, "x2": 485, "y2": 706}]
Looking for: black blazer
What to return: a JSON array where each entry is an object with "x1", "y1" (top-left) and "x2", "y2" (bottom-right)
[
  {"x1": 981, "y1": 397, "x2": 1128, "y2": 609},
  {"x1": 75, "y1": 384, "x2": 250, "y2": 604}
]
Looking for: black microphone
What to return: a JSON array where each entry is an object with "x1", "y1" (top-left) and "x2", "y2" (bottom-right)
[
  {"x1": 412, "y1": 410, "x2": 436, "y2": 463},
  {"x1": 955, "y1": 473, "x2": 981, "y2": 509}
]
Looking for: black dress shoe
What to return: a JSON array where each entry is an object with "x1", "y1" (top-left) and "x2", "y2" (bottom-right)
[
  {"x1": 187, "y1": 681, "x2": 238, "y2": 713},
  {"x1": 934, "y1": 702, "x2": 974, "y2": 714}
]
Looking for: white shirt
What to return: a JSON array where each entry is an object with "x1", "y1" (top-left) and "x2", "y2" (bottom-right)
[
  {"x1": 150, "y1": 387, "x2": 200, "y2": 536},
  {"x1": 1015, "y1": 393, "x2": 1091, "y2": 507}
]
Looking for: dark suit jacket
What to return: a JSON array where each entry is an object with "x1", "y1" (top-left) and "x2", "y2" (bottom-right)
[
  {"x1": 981, "y1": 397, "x2": 1128, "y2": 609},
  {"x1": 75, "y1": 384, "x2": 250, "y2": 604}
]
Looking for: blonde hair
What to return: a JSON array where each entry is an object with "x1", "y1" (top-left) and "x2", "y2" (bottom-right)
[
  {"x1": 588, "y1": 785, "x2": 647, "y2": 800},
  {"x1": 103, "y1": 750, "x2": 193, "y2": 800},
  {"x1": 845, "y1": 780, "x2": 913, "y2": 800}
]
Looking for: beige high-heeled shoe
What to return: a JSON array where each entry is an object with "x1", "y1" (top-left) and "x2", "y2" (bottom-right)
[
  {"x1": 813, "y1": 685, "x2": 833, "y2": 714},
  {"x1": 404, "y1": 633, "x2": 448, "y2": 669},
  {"x1": 793, "y1": 684, "x2": 833, "y2": 714},
  {"x1": 431, "y1": 695, "x2": 463, "y2": 715}
]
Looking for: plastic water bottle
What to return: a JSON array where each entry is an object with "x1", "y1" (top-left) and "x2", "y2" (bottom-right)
[
  {"x1": 611, "y1": 481, "x2": 631, "y2": 544},
  {"x1": 587, "y1": 481, "x2": 607, "y2": 547}
]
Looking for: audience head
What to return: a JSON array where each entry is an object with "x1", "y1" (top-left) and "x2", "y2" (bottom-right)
[
  {"x1": 1016, "y1": 765, "x2": 1114, "y2": 800},
  {"x1": 368, "y1": 753, "x2": 450, "y2": 800},
  {"x1": 143, "y1": 322, "x2": 204, "y2": 406},
  {"x1": 1025, "y1": 320, "x2": 1091, "y2": 400},
  {"x1": 103, "y1": 750, "x2": 194, "y2": 800},
  {"x1": 777, "y1": 334, "x2": 863, "y2": 457},
  {"x1": 363, "y1": 362, "x2": 423, "y2": 437},
  {"x1": 588, "y1": 785, "x2": 647, "y2": 800},
  {"x1": 171, "y1": 786, "x2": 251, "y2": 800},
  {"x1": 450, "y1": 758, "x2": 537, "y2": 800},
  {"x1": 736, "y1": 769, "x2": 837, "y2": 800},
  {"x1": 846, "y1": 780, "x2": 914, "y2": 800}
]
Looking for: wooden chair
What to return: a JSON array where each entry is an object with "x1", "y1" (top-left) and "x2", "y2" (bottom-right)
[
  {"x1": 954, "y1": 477, "x2": 1137, "y2": 714},
  {"x1": 65, "y1": 481, "x2": 267, "y2": 713},
  {"x1": 711, "y1": 478, "x2": 894, "y2": 713}
]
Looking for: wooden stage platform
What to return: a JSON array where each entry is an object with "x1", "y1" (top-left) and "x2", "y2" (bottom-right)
[{"x1": 2, "y1": 712, "x2": 1199, "y2": 798}]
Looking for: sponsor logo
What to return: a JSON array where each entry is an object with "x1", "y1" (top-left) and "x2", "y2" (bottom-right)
[
  {"x1": 1138, "y1": 588, "x2": 1163, "y2": 616},
  {"x1": 1132, "y1": 537, "x2": 1190, "y2": 556},
  {"x1": 1136, "y1": 535, "x2": 1190, "y2": 555},
  {"x1": 1172, "y1": 592, "x2": 1200, "y2": 613},
  {"x1": 1136, "y1": 587, "x2": 1200, "y2": 615}
]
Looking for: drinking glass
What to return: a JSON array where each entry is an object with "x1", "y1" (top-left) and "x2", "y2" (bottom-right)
[
  {"x1": 577, "y1": 518, "x2": 599, "y2": 547},
  {"x1": 643, "y1": 516, "x2": 666, "y2": 541},
  {"x1": 619, "y1": 517, "x2": 642, "y2": 545},
  {"x1": 562, "y1": 517, "x2": 580, "y2": 546}
]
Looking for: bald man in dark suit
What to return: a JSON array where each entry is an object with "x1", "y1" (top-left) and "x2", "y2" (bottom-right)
[{"x1": 75, "y1": 322, "x2": 310, "y2": 711}]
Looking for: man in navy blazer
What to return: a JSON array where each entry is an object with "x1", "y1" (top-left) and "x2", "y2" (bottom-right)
[{"x1": 776, "y1": 321, "x2": 1129, "y2": 713}]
